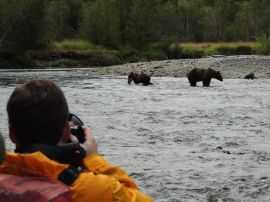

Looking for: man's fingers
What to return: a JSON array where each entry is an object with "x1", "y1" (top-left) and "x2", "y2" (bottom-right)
[{"x1": 70, "y1": 134, "x2": 79, "y2": 143}]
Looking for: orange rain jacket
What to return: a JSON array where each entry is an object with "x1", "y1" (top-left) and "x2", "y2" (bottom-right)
[{"x1": 0, "y1": 151, "x2": 154, "y2": 202}]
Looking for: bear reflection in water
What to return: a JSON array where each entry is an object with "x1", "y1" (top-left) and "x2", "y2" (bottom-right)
[
  {"x1": 128, "y1": 72, "x2": 153, "y2": 86},
  {"x1": 187, "y1": 68, "x2": 223, "y2": 87}
]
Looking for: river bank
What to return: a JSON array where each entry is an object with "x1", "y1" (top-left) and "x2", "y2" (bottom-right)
[
  {"x1": 1, "y1": 54, "x2": 270, "y2": 79},
  {"x1": 77, "y1": 55, "x2": 270, "y2": 79}
]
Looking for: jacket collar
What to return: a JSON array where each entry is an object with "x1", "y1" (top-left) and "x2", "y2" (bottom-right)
[
  {"x1": 1, "y1": 143, "x2": 86, "y2": 178},
  {"x1": 0, "y1": 151, "x2": 68, "y2": 179},
  {"x1": 15, "y1": 143, "x2": 86, "y2": 166}
]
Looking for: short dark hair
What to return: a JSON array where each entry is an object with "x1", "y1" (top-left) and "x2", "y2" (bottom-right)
[{"x1": 7, "y1": 79, "x2": 69, "y2": 145}]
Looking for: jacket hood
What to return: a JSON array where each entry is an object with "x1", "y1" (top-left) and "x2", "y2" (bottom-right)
[{"x1": 0, "y1": 151, "x2": 68, "y2": 179}]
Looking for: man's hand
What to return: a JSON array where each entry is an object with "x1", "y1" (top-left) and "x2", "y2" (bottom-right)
[{"x1": 79, "y1": 126, "x2": 98, "y2": 156}]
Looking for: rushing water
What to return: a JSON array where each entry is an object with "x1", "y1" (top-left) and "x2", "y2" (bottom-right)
[{"x1": 0, "y1": 69, "x2": 270, "y2": 202}]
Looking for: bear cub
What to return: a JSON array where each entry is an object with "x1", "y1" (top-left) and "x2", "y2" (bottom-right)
[{"x1": 128, "y1": 72, "x2": 153, "y2": 86}]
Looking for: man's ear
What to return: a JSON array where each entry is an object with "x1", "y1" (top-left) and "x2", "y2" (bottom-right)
[
  {"x1": 60, "y1": 121, "x2": 71, "y2": 143},
  {"x1": 9, "y1": 124, "x2": 19, "y2": 145}
]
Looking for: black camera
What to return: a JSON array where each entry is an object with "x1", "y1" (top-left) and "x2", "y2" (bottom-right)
[{"x1": 68, "y1": 113, "x2": 86, "y2": 143}]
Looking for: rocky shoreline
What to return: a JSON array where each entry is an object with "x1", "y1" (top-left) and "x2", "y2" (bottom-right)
[{"x1": 79, "y1": 55, "x2": 270, "y2": 79}]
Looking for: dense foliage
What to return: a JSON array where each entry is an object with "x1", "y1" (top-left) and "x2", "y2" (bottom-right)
[{"x1": 0, "y1": 0, "x2": 270, "y2": 52}]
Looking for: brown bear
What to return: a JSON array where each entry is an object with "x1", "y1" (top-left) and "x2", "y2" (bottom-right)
[
  {"x1": 187, "y1": 68, "x2": 223, "y2": 87},
  {"x1": 244, "y1": 72, "x2": 255, "y2": 79},
  {"x1": 128, "y1": 72, "x2": 153, "y2": 86}
]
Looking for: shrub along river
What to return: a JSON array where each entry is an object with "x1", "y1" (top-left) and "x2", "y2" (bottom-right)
[{"x1": 0, "y1": 68, "x2": 269, "y2": 202}]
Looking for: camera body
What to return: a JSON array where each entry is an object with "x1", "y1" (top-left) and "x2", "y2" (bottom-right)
[
  {"x1": 69, "y1": 113, "x2": 86, "y2": 143},
  {"x1": 71, "y1": 126, "x2": 85, "y2": 143}
]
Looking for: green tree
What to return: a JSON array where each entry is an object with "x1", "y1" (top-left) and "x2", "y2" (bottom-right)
[
  {"x1": 235, "y1": 0, "x2": 270, "y2": 41},
  {"x1": 159, "y1": 0, "x2": 184, "y2": 42},
  {"x1": 178, "y1": 0, "x2": 203, "y2": 41},
  {"x1": 0, "y1": 0, "x2": 49, "y2": 52},
  {"x1": 46, "y1": 0, "x2": 82, "y2": 40},
  {"x1": 128, "y1": 0, "x2": 160, "y2": 47},
  {"x1": 80, "y1": 0, "x2": 121, "y2": 48},
  {"x1": 116, "y1": 0, "x2": 134, "y2": 45}
]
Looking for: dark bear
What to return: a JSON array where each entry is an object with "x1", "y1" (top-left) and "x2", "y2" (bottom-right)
[
  {"x1": 187, "y1": 68, "x2": 223, "y2": 87},
  {"x1": 128, "y1": 72, "x2": 153, "y2": 86},
  {"x1": 244, "y1": 72, "x2": 255, "y2": 79}
]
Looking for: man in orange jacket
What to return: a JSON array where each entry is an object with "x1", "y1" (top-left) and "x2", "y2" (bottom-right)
[{"x1": 0, "y1": 79, "x2": 154, "y2": 202}]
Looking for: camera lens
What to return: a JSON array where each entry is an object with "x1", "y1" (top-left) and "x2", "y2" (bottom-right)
[
  {"x1": 69, "y1": 113, "x2": 84, "y2": 126},
  {"x1": 68, "y1": 113, "x2": 85, "y2": 143}
]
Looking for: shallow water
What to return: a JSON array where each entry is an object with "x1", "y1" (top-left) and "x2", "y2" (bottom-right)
[{"x1": 0, "y1": 69, "x2": 269, "y2": 202}]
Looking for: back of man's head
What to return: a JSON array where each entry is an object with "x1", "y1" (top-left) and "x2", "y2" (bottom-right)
[{"x1": 7, "y1": 79, "x2": 69, "y2": 145}]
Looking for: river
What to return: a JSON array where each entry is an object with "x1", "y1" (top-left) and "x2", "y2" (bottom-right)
[{"x1": 0, "y1": 68, "x2": 269, "y2": 202}]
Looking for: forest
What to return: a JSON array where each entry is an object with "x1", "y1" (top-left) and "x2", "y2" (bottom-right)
[{"x1": 0, "y1": 0, "x2": 270, "y2": 67}]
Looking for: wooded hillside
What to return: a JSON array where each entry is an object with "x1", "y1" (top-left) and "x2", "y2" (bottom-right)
[{"x1": 0, "y1": 0, "x2": 269, "y2": 52}]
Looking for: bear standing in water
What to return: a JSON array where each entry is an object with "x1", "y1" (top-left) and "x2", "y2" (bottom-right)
[
  {"x1": 187, "y1": 68, "x2": 223, "y2": 87},
  {"x1": 128, "y1": 72, "x2": 153, "y2": 86},
  {"x1": 244, "y1": 72, "x2": 255, "y2": 79}
]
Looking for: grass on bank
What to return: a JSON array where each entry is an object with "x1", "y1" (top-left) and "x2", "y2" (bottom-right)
[
  {"x1": 43, "y1": 40, "x2": 122, "y2": 66},
  {"x1": 51, "y1": 40, "x2": 260, "y2": 60},
  {"x1": 53, "y1": 40, "x2": 107, "y2": 52},
  {"x1": 180, "y1": 42, "x2": 258, "y2": 56},
  {"x1": 0, "y1": 39, "x2": 268, "y2": 68}
]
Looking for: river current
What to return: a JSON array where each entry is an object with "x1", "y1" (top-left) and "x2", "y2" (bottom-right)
[{"x1": 0, "y1": 69, "x2": 269, "y2": 202}]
